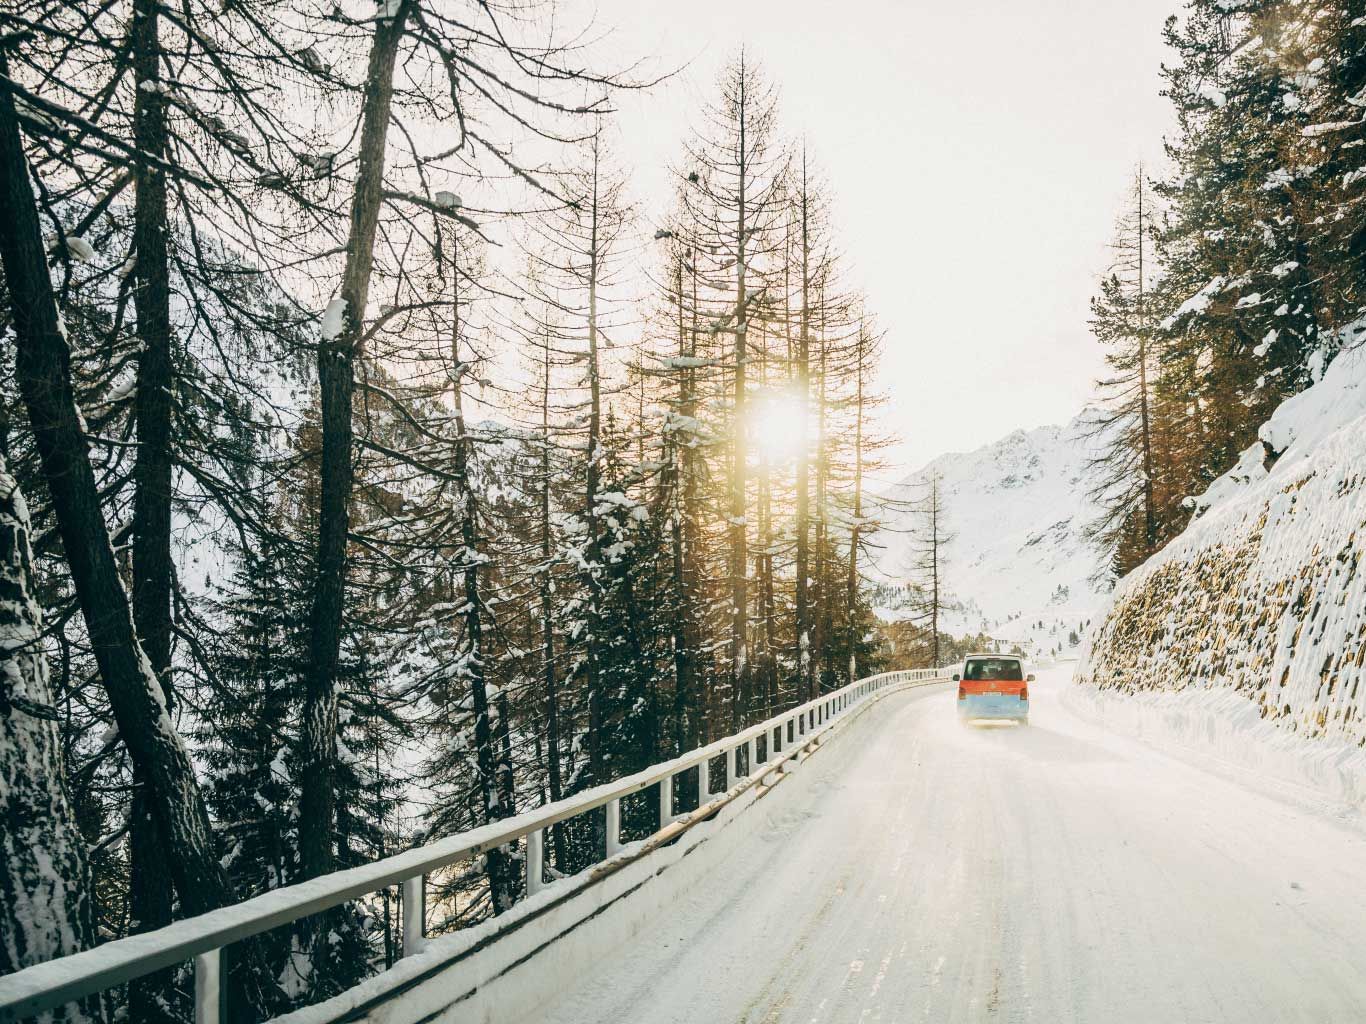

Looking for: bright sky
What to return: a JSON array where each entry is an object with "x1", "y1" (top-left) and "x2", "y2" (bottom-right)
[{"x1": 587, "y1": 0, "x2": 1177, "y2": 476}]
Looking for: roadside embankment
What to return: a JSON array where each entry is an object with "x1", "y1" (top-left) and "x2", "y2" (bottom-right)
[{"x1": 1073, "y1": 340, "x2": 1366, "y2": 815}]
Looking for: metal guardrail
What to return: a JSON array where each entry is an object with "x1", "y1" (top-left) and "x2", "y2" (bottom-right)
[{"x1": 0, "y1": 667, "x2": 949, "y2": 1023}]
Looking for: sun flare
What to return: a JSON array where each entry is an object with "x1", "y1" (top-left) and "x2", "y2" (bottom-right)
[{"x1": 750, "y1": 390, "x2": 808, "y2": 463}]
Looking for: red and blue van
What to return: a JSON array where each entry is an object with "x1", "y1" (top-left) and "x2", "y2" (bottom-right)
[{"x1": 954, "y1": 654, "x2": 1032, "y2": 724}]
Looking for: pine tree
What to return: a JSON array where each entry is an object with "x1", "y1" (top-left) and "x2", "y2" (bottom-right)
[
  {"x1": 909, "y1": 474, "x2": 952, "y2": 667},
  {"x1": 679, "y1": 51, "x2": 789, "y2": 730},
  {"x1": 1086, "y1": 168, "x2": 1168, "y2": 576}
]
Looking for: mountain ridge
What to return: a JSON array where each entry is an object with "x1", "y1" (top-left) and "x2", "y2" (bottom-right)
[{"x1": 873, "y1": 407, "x2": 1111, "y2": 657}]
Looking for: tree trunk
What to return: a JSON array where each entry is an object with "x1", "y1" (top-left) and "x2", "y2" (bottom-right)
[
  {"x1": 846, "y1": 324, "x2": 867, "y2": 683},
  {"x1": 582, "y1": 143, "x2": 608, "y2": 802},
  {"x1": 298, "y1": 1, "x2": 408, "y2": 886},
  {"x1": 793, "y1": 173, "x2": 813, "y2": 706},
  {"x1": 754, "y1": 326, "x2": 777, "y2": 722},
  {"x1": 447, "y1": 239, "x2": 516, "y2": 913},
  {"x1": 811, "y1": 292, "x2": 830, "y2": 693},
  {"x1": 680, "y1": 262, "x2": 704, "y2": 747},
  {"x1": 729, "y1": 61, "x2": 750, "y2": 730},
  {"x1": 666, "y1": 253, "x2": 705, "y2": 752},
  {"x1": 127, "y1": 0, "x2": 178, "y2": 1011},
  {"x1": 538, "y1": 336, "x2": 567, "y2": 869},
  {"x1": 1135, "y1": 167, "x2": 1157, "y2": 555},
  {"x1": 0, "y1": 38, "x2": 241, "y2": 941},
  {"x1": 0, "y1": 457, "x2": 99, "y2": 1022},
  {"x1": 931, "y1": 477, "x2": 941, "y2": 667}
]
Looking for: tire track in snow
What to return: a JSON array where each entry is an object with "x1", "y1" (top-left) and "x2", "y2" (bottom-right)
[{"x1": 530, "y1": 671, "x2": 1366, "y2": 1023}]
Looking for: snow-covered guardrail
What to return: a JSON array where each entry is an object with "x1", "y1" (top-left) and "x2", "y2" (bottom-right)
[{"x1": 0, "y1": 667, "x2": 949, "y2": 1023}]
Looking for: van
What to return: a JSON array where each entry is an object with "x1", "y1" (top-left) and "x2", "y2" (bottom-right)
[{"x1": 954, "y1": 654, "x2": 1032, "y2": 724}]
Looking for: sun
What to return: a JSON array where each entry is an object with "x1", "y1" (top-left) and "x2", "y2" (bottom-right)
[{"x1": 749, "y1": 389, "x2": 808, "y2": 463}]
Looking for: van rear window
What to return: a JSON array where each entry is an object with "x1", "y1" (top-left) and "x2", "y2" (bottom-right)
[{"x1": 963, "y1": 659, "x2": 1023, "y2": 681}]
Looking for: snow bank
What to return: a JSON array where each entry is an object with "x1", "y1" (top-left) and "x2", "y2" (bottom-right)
[
  {"x1": 1064, "y1": 675, "x2": 1366, "y2": 823},
  {"x1": 1075, "y1": 339, "x2": 1366, "y2": 798}
]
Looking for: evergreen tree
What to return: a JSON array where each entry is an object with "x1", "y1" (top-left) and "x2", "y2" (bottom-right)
[{"x1": 679, "y1": 51, "x2": 789, "y2": 730}]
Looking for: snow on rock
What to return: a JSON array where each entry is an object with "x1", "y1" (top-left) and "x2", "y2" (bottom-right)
[
  {"x1": 1075, "y1": 338, "x2": 1366, "y2": 788},
  {"x1": 874, "y1": 410, "x2": 1109, "y2": 655}
]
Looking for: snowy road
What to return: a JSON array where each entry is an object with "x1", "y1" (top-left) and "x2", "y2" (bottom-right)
[{"x1": 530, "y1": 666, "x2": 1366, "y2": 1023}]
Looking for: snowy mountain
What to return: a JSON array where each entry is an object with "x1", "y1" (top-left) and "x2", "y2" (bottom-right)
[{"x1": 873, "y1": 410, "x2": 1111, "y2": 656}]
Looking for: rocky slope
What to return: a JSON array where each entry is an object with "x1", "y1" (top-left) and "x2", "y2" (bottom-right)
[{"x1": 1074, "y1": 336, "x2": 1366, "y2": 770}]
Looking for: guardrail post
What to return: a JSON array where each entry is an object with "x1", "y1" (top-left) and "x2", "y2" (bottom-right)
[
  {"x1": 194, "y1": 948, "x2": 223, "y2": 1024},
  {"x1": 724, "y1": 747, "x2": 734, "y2": 790},
  {"x1": 747, "y1": 736, "x2": 757, "y2": 774},
  {"x1": 659, "y1": 774, "x2": 672, "y2": 828},
  {"x1": 699, "y1": 759, "x2": 711, "y2": 803},
  {"x1": 606, "y1": 798, "x2": 623, "y2": 857},
  {"x1": 402, "y1": 874, "x2": 426, "y2": 957},
  {"x1": 526, "y1": 828, "x2": 545, "y2": 898}
]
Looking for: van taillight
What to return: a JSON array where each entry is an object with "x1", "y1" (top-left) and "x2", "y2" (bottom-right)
[
  {"x1": 1020, "y1": 687, "x2": 1028, "y2": 701},
  {"x1": 958, "y1": 686, "x2": 966, "y2": 700}
]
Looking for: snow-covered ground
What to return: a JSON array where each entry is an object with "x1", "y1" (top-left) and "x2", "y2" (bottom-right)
[
  {"x1": 1064, "y1": 667, "x2": 1366, "y2": 825},
  {"x1": 528, "y1": 665, "x2": 1366, "y2": 1023},
  {"x1": 875, "y1": 410, "x2": 1110, "y2": 656}
]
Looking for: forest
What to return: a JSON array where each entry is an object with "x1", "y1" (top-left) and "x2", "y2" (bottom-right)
[
  {"x1": 1085, "y1": 0, "x2": 1366, "y2": 578},
  {"x1": 4, "y1": 0, "x2": 1366, "y2": 1020},
  {"x1": 0, "y1": 1, "x2": 911, "y2": 1018}
]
